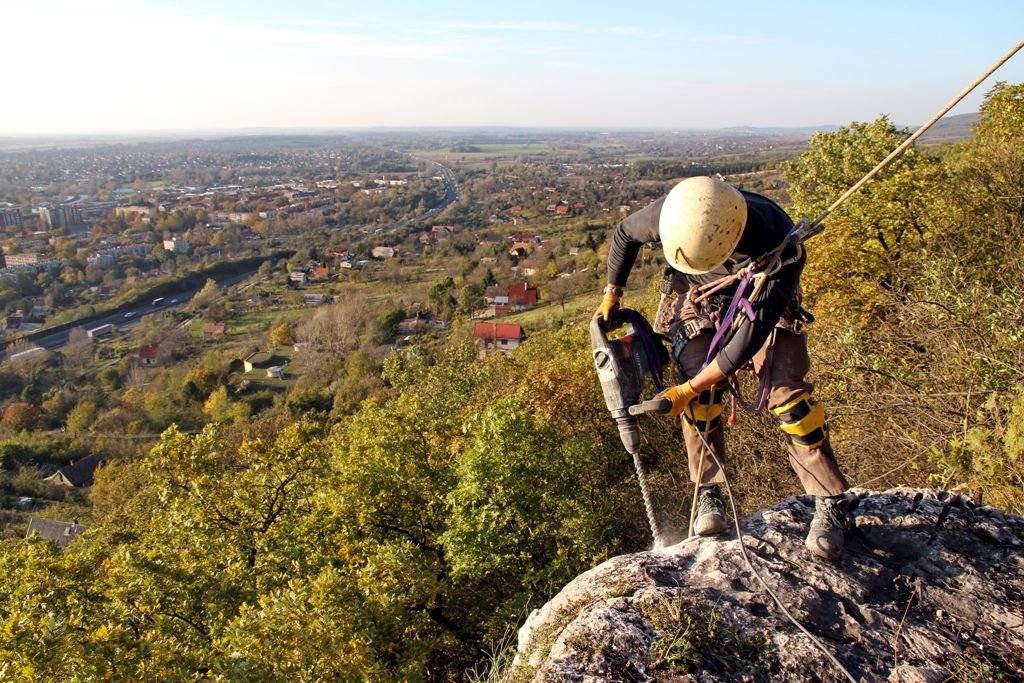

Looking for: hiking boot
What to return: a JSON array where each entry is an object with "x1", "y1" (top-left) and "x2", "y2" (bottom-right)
[
  {"x1": 693, "y1": 485, "x2": 727, "y2": 536},
  {"x1": 805, "y1": 495, "x2": 852, "y2": 560}
]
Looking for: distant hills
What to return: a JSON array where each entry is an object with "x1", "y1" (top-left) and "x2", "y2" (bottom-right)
[
  {"x1": 720, "y1": 112, "x2": 980, "y2": 143},
  {"x1": 915, "y1": 112, "x2": 979, "y2": 143},
  {"x1": 0, "y1": 114, "x2": 981, "y2": 152}
]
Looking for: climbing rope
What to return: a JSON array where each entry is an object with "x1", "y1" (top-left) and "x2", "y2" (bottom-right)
[
  {"x1": 690, "y1": 36, "x2": 1024, "y2": 310},
  {"x1": 748, "y1": 36, "x2": 1024, "y2": 305}
]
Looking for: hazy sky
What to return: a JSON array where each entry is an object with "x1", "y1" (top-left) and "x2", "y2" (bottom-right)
[{"x1": 2, "y1": 0, "x2": 1023, "y2": 134}]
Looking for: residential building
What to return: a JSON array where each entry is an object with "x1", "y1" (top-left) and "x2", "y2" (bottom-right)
[
  {"x1": 473, "y1": 322, "x2": 526, "y2": 357},
  {"x1": 115, "y1": 205, "x2": 153, "y2": 220},
  {"x1": 43, "y1": 454, "x2": 103, "y2": 488},
  {"x1": 163, "y1": 238, "x2": 189, "y2": 253},
  {"x1": 37, "y1": 205, "x2": 83, "y2": 230},
  {"x1": 509, "y1": 243, "x2": 530, "y2": 258},
  {"x1": 27, "y1": 305, "x2": 54, "y2": 322},
  {"x1": 79, "y1": 200, "x2": 120, "y2": 219},
  {"x1": 2, "y1": 252, "x2": 43, "y2": 267},
  {"x1": 25, "y1": 518, "x2": 89, "y2": 548},
  {"x1": 86, "y1": 253, "x2": 115, "y2": 267},
  {"x1": 0, "y1": 207, "x2": 24, "y2": 229},
  {"x1": 135, "y1": 344, "x2": 160, "y2": 366},
  {"x1": 86, "y1": 244, "x2": 151, "y2": 265},
  {"x1": 431, "y1": 225, "x2": 457, "y2": 237},
  {"x1": 202, "y1": 322, "x2": 227, "y2": 341},
  {"x1": 507, "y1": 282, "x2": 539, "y2": 309},
  {"x1": 372, "y1": 246, "x2": 396, "y2": 259}
]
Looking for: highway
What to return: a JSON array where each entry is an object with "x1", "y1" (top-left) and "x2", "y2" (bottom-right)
[
  {"x1": 406, "y1": 157, "x2": 460, "y2": 224},
  {"x1": 19, "y1": 269, "x2": 257, "y2": 354}
]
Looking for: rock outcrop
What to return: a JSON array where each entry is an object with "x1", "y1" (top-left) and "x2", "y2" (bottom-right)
[{"x1": 510, "y1": 489, "x2": 1024, "y2": 682}]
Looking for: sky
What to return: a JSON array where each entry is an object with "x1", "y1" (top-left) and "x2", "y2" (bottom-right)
[{"x1": 1, "y1": 0, "x2": 1023, "y2": 134}]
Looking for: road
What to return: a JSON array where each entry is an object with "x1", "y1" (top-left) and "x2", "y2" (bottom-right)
[
  {"x1": 24, "y1": 269, "x2": 257, "y2": 354},
  {"x1": 406, "y1": 157, "x2": 460, "y2": 224}
]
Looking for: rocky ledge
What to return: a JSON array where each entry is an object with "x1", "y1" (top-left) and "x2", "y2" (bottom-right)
[{"x1": 509, "y1": 489, "x2": 1024, "y2": 682}]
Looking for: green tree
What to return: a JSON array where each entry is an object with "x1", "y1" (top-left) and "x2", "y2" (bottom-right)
[
  {"x1": 203, "y1": 386, "x2": 251, "y2": 424},
  {"x1": 269, "y1": 321, "x2": 295, "y2": 347},
  {"x1": 66, "y1": 400, "x2": 98, "y2": 434},
  {"x1": 182, "y1": 367, "x2": 221, "y2": 400},
  {"x1": 443, "y1": 397, "x2": 606, "y2": 607},
  {"x1": 191, "y1": 278, "x2": 221, "y2": 309},
  {"x1": 427, "y1": 277, "x2": 457, "y2": 320},
  {"x1": 371, "y1": 308, "x2": 405, "y2": 345},
  {"x1": 783, "y1": 116, "x2": 940, "y2": 320}
]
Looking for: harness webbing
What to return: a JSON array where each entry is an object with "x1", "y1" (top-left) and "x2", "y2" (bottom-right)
[
  {"x1": 702, "y1": 272, "x2": 755, "y2": 367},
  {"x1": 696, "y1": 270, "x2": 774, "y2": 415}
]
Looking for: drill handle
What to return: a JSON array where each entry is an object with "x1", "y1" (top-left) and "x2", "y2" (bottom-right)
[{"x1": 628, "y1": 397, "x2": 672, "y2": 416}]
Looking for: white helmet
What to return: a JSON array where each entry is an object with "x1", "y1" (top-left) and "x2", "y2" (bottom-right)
[{"x1": 659, "y1": 177, "x2": 747, "y2": 274}]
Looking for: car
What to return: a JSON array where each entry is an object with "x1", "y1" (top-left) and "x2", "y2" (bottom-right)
[
  {"x1": 124, "y1": 311, "x2": 135, "y2": 319},
  {"x1": 169, "y1": 298, "x2": 178, "y2": 304}
]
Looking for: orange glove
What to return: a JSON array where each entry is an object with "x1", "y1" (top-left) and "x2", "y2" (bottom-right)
[
  {"x1": 594, "y1": 286, "x2": 622, "y2": 321},
  {"x1": 658, "y1": 381, "x2": 699, "y2": 417}
]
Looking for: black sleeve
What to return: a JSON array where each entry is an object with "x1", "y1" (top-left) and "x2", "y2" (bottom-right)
[
  {"x1": 714, "y1": 251, "x2": 804, "y2": 375},
  {"x1": 606, "y1": 196, "x2": 664, "y2": 287}
]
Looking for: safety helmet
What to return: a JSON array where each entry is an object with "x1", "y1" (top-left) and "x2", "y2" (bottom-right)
[{"x1": 658, "y1": 177, "x2": 747, "y2": 274}]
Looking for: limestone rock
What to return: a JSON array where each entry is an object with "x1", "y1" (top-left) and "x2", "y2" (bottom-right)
[{"x1": 509, "y1": 489, "x2": 1024, "y2": 682}]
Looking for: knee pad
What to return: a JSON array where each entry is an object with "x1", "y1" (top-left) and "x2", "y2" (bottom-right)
[
  {"x1": 682, "y1": 389, "x2": 725, "y2": 433},
  {"x1": 772, "y1": 391, "x2": 828, "y2": 448}
]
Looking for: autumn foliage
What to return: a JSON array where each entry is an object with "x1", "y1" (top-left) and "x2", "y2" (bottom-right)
[{"x1": 2, "y1": 83, "x2": 1024, "y2": 679}]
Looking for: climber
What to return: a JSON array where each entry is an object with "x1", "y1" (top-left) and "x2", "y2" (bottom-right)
[{"x1": 595, "y1": 177, "x2": 853, "y2": 560}]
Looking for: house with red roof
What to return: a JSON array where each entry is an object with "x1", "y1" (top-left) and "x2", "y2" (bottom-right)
[
  {"x1": 135, "y1": 343, "x2": 159, "y2": 367},
  {"x1": 203, "y1": 322, "x2": 227, "y2": 341},
  {"x1": 431, "y1": 225, "x2": 458, "y2": 236},
  {"x1": 507, "y1": 282, "x2": 539, "y2": 309},
  {"x1": 473, "y1": 322, "x2": 525, "y2": 357}
]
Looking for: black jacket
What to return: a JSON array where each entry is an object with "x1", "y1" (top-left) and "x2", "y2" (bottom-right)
[{"x1": 606, "y1": 189, "x2": 803, "y2": 375}]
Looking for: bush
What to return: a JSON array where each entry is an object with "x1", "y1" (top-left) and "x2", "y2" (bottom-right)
[{"x1": 2, "y1": 403, "x2": 41, "y2": 433}]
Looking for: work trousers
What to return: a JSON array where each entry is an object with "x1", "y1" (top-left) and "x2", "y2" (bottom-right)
[{"x1": 676, "y1": 328, "x2": 849, "y2": 498}]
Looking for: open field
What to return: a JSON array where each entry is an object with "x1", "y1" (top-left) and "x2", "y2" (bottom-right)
[{"x1": 502, "y1": 292, "x2": 594, "y2": 328}]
